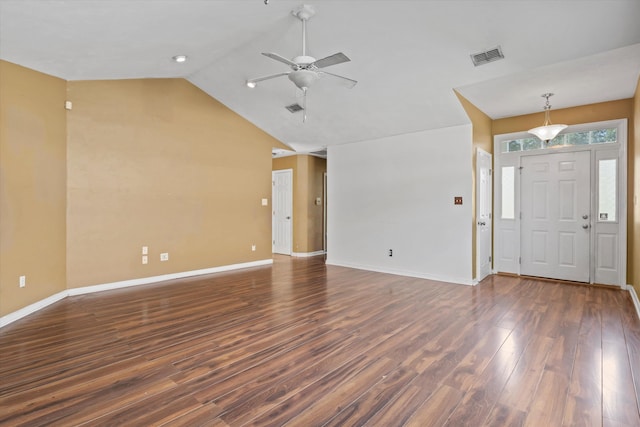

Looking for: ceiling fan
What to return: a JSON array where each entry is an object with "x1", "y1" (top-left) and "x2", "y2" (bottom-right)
[{"x1": 246, "y1": 4, "x2": 357, "y2": 122}]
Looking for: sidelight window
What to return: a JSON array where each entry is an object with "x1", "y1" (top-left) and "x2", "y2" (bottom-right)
[{"x1": 598, "y1": 158, "x2": 617, "y2": 222}]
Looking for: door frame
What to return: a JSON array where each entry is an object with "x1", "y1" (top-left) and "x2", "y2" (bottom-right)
[
  {"x1": 323, "y1": 172, "x2": 327, "y2": 256},
  {"x1": 476, "y1": 148, "x2": 493, "y2": 282},
  {"x1": 493, "y1": 119, "x2": 627, "y2": 287}
]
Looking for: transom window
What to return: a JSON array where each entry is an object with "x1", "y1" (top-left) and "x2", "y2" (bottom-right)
[{"x1": 500, "y1": 128, "x2": 617, "y2": 153}]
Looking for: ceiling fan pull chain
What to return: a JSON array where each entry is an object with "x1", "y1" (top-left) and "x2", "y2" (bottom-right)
[{"x1": 303, "y1": 88, "x2": 307, "y2": 123}]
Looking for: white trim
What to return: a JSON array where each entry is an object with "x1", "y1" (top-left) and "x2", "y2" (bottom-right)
[
  {"x1": 67, "y1": 259, "x2": 273, "y2": 296},
  {"x1": 0, "y1": 290, "x2": 68, "y2": 328},
  {"x1": 326, "y1": 259, "x2": 473, "y2": 286},
  {"x1": 627, "y1": 285, "x2": 640, "y2": 321},
  {"x1": 292, "y1": 251, "x2": 325, "y2": 258},
  {"x1": 0, "y1": 259, "x2": 273, "y2": 329}
]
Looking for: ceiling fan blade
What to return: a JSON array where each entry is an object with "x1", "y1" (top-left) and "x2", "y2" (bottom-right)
[
  {"x1": 248, "y1": 72, "x2": 290, "y2": 85},
  {"x1": 312, "y1": 52, "x2": 350, "y2": 69},
  {"x1": 318, "y1": 71, "x2": 358, "y2": 89},
  {"x1": 262, "y1": 52, "x2": 298, "y2": 68}
]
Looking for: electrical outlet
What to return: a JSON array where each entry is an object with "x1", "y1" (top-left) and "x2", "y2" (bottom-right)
[
  {"x1": 160, "y1": 253, "x2": 169, "y2": 261},
  {"x1": 252, "y1": 245, "x2": 256, "y2": 251},
  {"x1": 142, "y1": 255, "x2": 148, "y2": 264},
  {"x1": 142, "y1": 246, "x2": 148, "y2": 255},
  {"x1": 389, "y1": 249, "x2": 393, "y2": 257},
  {"x1": 19, "y1": 275, "x2": 26, "y2": 288}
]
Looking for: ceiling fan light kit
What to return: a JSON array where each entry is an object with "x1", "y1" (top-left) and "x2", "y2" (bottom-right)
[
  {"x1": 528, "y1": 93, "x2": 568, "y2": 143},
  {"x1": 246, "y1": 4, "x2": 357, "y2": 122}
]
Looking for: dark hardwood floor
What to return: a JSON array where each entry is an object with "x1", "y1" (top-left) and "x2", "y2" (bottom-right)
[{"x1": 1, "y1": 256, "x2": 639, "y2": 426}]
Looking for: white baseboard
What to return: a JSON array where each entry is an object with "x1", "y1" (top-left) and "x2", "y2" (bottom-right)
[
  {"x1": 0, "y1": 259, "x2": 273, "y2": 329},
  {"x1": 0, "y1": 290, "x2": 68, "y2": 328},
  {"x1": 67, "y1": 259, "x2": 273, "y2": 296},
  {"x1": 627, "y1": 285, "x2": 640, "y2": 321},
  {"x1": 326, "y1": 259, "x2": 473, "y2": 286},
  {"x1": 291, "y1": 251, "x2": 326, "y2": 258}
]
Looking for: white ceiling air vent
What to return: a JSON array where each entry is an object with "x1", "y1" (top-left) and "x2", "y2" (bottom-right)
[
  {"x1": 470, "y1": 46, "x2": 504, "y2": 66},
  {"x1": 285, "y1": 103, "x2": 304, "y2": 113}
]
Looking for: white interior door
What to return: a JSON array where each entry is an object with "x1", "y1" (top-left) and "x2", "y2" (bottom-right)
[
  {"x1": 520, "y1": 151, "x2": 591, "y2": 282},
  {"x1": 476, "y1": 149, "x2": 492, "y2": 281},
  {"x1": 272, "y1": 169, "x2": 292, "y2": 255}
]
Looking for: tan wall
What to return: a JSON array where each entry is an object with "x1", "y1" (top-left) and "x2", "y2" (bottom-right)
[
  {"x1": 65, "y1": 79, "x2": 279, "y2": 287},
  {"x1": 273, "y1": 155, "x2": 326, "y2": 254},
  {"x1": 494, "y1": 98, "x2": 635, "y2": 285},
  {"x1": 0, "y1": 61, "x2": 67, "y2": 316},
  {"x1": 306, "y1": 156, "x2": 326, "y2": 253},
  {"x1": 633, "y1": 77, "x2": 640, "y2": 294},
  {"x1": 456, "y1": 92, "x2": 493, "y2": 280}
]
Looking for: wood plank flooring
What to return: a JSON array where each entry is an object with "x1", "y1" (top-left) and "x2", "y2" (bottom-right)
[{"x1": 1, "y1": 255, "x2": 639, "y2": 426}]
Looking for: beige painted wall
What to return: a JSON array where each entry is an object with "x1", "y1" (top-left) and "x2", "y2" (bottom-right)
[
  {"x1": 66, "y1": 79, "x2": 280, "y2": 288},
  {"x1": 306, "y1": 155, "x2": 326, "y2": 253},
  {"x1": 456, "y1": 92, "x2": 493, "y2": 280},
  {"x1": 633, "y1": 77, "x2": 639, "y2": 295},
  {"x1": 0, "y1": 61, "x2": 67, "y2": 316},
  {"x1": 273, "y1": 155, "x2": 326, "y2": 254},
  {"x1": 494, "y1": 98, "x2": 635, "y2": 285}
]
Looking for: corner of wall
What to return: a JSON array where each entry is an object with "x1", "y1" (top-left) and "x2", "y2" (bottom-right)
[
  {"x1": 632, "y1": 75, "x2": 640, "y2": 296},
  {"x1": 0, "y1": 60, "x2": 68, "y2": 317}
]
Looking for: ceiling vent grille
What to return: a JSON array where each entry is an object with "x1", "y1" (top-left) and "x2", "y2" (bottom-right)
[
  {"x1": 285, "y1": 103, "x2": 304, "y2": 113},
  {"x1": 470, "y1": 46, "x2": 504, "y2": 66}
]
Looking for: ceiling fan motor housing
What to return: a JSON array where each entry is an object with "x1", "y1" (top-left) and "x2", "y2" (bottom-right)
[{"x1": 293, "y1": 56, "x2": 316, "y2": 68}]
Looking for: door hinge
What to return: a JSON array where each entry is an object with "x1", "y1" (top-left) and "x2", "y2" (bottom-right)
[
  {"x1": 519, "y1": 212, "x2": 522, "y2": 220},
  {"x1": 519, "y1": 257, "x2": 521, "y2": 264},
  {"x1": 489, "y1": 169, "x2": 492, "y2": 175},
  {"x1": 489, "y1": 256, "x2": 492, "y2": 262}
]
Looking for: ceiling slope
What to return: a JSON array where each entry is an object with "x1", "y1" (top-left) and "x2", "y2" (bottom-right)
[{"x1": 1, "y1": 0, "x2": 639, "y2": 149}]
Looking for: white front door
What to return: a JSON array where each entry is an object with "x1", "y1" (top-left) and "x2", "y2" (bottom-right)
[
  {"x1": 476, "y1": 149, "x2": 492, "y2": 281},
  {"x1": 272, "y1": 169, "x2": 293, "y2": 255},
  {"x1": 520, "y1": 151, "x2": 591, "y2": 282}
]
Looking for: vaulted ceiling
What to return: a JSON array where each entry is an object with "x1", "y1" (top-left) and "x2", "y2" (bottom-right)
[{"x1": 1, "y1": 0, "x2": 639, "y2": 152}]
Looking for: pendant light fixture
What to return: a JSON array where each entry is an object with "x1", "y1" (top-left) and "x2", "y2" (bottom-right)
[{"x1": 527, "y1": 93, "x2": 567, "y2": 143}]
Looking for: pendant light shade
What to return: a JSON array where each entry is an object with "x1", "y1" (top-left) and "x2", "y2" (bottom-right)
[{"x1": 528, "y1": 93, "x2": 567, "y2": 143}]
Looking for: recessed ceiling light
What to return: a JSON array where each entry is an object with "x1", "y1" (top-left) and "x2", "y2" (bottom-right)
[
  {"x1": 172, "y1": 55, "x2": 187, "y2": 63},
  {"x1": 246, "y1": 80, "x2": 257, "y2": 88}
]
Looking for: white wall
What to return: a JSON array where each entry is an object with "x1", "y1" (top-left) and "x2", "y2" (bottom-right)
[{"x1": 327, "y1": 124, "x2": 474, "y2": 285}]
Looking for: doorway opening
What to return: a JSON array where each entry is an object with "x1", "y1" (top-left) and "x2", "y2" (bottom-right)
[
  {"x1": 272, "y1": 169, "x2": 293, "y2": 255},
  {"x1": 493, "y1": 119, "x2": 627, "y2": 287}
]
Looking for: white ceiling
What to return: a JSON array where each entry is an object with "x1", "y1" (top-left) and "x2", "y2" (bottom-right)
[{"x1": 1, "y1": 0, "x2": 639, "y2": 152}]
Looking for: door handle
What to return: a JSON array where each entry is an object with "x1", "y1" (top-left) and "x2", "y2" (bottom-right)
[
  {"x1": 286, "y1": 216, "x2": 291, "y2": 220},
  {"x1": 582, "y1": 214, "x2": 589, "y2": 219},
  {"x1": 478, "y1": 221, "x2": 486, "y2": 226},
  {"x1": 582, "y1": 224, "x2": 589, "y2": 229}
]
